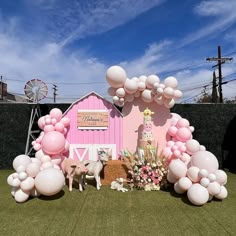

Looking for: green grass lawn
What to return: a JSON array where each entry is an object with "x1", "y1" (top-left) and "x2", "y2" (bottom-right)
[{"x1": 1, "y1": 170, "x2": 236, "y2": 236}]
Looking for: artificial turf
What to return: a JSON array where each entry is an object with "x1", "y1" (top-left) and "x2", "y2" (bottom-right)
[{"x1": 1, "y1": 170, "x2": 236, "y2": 236}]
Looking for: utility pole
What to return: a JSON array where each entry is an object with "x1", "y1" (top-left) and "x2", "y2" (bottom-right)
[
  {"x1": 206, "y1": 46, "x2": 233, "y2": 103},
  {"x1": 53, "y1": 84, "x2": 58, "y2": 103},
  {"x1": 0, "y1": 75, "x2": 3, "y2": 100}
]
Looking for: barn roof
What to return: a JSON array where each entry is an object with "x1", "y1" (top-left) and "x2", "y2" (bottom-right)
[{"x1": 63, "y1": 91, "x2": 123, "y2": 116}]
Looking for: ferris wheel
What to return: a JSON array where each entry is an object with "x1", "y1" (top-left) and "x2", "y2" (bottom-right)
[{"x1": 24, "y1": 79, "x2": 48, "y2": 102}]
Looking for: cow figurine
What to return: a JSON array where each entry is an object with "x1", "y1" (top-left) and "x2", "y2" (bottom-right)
[
  {"x1": 61, "y1": 158, "x2": 88, "y2": 192},
  {"x1": 82, "y1": 150, "x2": 110, "y2": 190}
]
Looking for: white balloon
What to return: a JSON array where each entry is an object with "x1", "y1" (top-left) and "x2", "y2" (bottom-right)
[
  {"x1": 116, "y1": 88, "x2": 126, "y2": 98},
  {"x1": 20, "y1": 177, "x2": 35, "y2": 192},
  {"x1": 138, "y1": 81, "x2": 146, "y2": 91},
  {"x1": 187, "y1": 183, "x2": 209, "y2": 206},
  {"x1": 18, "y1": 172, "x2": 28, "y2": 181},
  {"x1": 214, "y1": 169, "x2": 227, "y2": 185},
  {"x1": 13, "y1": 155, "x2": 32, "y2": 171},
  {"x1": 173, "y1": 90, "x2": 183, "y2": 99},
  {"x1": 124, "y1": 79, "x2": 138, "y2": 94},
  {"x1": 208, "y1": 173, "x2": 216, "y2": 182},
  {"x1": 163, "y1": 87, "x2": 174, "y2": 98},
  {"x1": 198, "y1": 169, "x2": 209, "y2": 178},
  {"x1": 113, "y1": 95, "x2": 119, "y2": 103},
  {"x1": 207, "y1": 182, "x2": 221, "y2": 195},
  {"x1": 141, "y1": 89, "x2": 153, "y2": 103},
  {"x1": 146, "y1": 75, "x2": 160, "y2": 89},
  {"x1": 164, "y1": 98, "x2": 175, "y2": 108},
  {"x1": 138, "y1": 75, "x2": 147, "y2": 82},
  {"x1": 16, "y1": 165, "x2": 26, "y2": 173},
  {"x1": 215, "y1": 186, "x2": 228, "y2": 200},
  {"x1": 200, "y1": 177, "x2": 210, "y2": 188},
  {"x1": 164, "y1": 76, "x2": 178, "y2": 88},
  {"x1": 12, "y1": 178, "x2": 21, "y2": 187},
  {"x1": 106, "y1": 65, "x2": 127, "y2": 88},
  {"x1": 14, "y1": 189, "x2": 30, "y2": 203},
  {"x1": 178, "y1": 177, "x2": 192, "y2": 191},
  {"x1": 174, "y1": 182, "x2": 185, "y2": 194}
]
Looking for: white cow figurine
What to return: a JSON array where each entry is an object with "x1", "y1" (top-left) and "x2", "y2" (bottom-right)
[
  {"x1": 61, "y1": 158, "x2": 88, "y2": 192},
  {"x1": 82, "y1": 150, "x2": 110, "y2": 190},
  {"x1": 111, "y1": 178, "x2": 128, "y2": 192}
]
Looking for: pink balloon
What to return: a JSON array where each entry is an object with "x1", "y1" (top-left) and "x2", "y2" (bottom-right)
[
  {"x1": 33, "y1": 143, "x2": 41, "y2": 151},
  {"x1": 41, "y1": 131, "x2": 66, "y2": 155},
  {"x1": 49, "y1": 108, "x2": 63, "y2": 122},
  {"x1": 191, "y1": 151, "x2": 219, "y2": 173},
  {"x1": 168, "y1": 126, "x2": 178, "y2": 136},
  {"x1": 55, "y1": 122, "x2": 65, "y2": 133},
  {"x1": 177, "y1": 118, "x2": 190, "y2": 128},
  {"x1": 162, "y1": 147, "x2": 172, "y2": 158},
  {"x1": 37, "y1": 117, "x2": 45, "y2": 129},
  {"x1": 214, "y1": 186, "x2": 228, "y2": 200},
  {"x1": 61, "y1": 117, "x2": 70, "y2": 127},
  {"x1": 43, "y1": 124, "x2": 55, "y2": 133},
  {"x1": 167, "y1": 140, "x2": 175, "y2": 147},
  {"x1": 170, "y1": 113, "x2": 181, "y2": 126},
  {"x1": 176, "y1": 127, "x2": 192, "y2": 142}
]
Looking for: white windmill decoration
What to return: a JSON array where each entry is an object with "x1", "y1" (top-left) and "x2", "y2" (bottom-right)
[{"x1": 24, "y1": 79, "x2": 48, "y2": 155}]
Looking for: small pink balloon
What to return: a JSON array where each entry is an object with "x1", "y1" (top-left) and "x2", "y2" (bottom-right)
[
  {"x1": 167, "y1": 140, "x2": 175, "y2": 147},
  {"x1": 61, "y1": 117, "x2": 70, "y2": 127},
  {"x1": 170, "y1": 113, "x2": 182, "y2": 126},
  {"x1": 176, "y1": 127, "x2": 192, "y2": 142},
  {"x1": 51, "y1": 118, "x2": 57, "y2": 125},
  {"x1": 185, "y1": 139, "x2": 200, "y2": 155},
  {"x1": 37, "y1": 117, "x2": 45, "y2": 129},
  {"x1": 180, "y1": 153, "x2": 191, "y2": 163},
  {"x1": 55, "y1": 122, "x2": 65, "y2": 133},
  {"x1": 44, "y1": 124, "x2": 55, "y2": 133},
  {"x1": 45, "y1": 117, "x2": 52, "y2": 125},
  {"x1": 50, "y1": 108, "x2": 63, "y2": 122},
  {"x1": 162, "y1": 147, "x2": 172, "y2": 158},
  {"x1": 33, "y1": 143, "x2": 41, "y2": 151},
  {"x1": 173, "y1": 150, "x2": 181, "y2": 158},
  {"x1": 176, "y1": 118, "x2": 190, "y2": 128},
  {"x1": 168, "y1": 126, "x2": 178, "y2": 136}
]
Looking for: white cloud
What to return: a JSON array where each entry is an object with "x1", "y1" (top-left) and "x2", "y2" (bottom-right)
[{"x1": 180, "y1": 0, "x2": 236, "y2": 47}]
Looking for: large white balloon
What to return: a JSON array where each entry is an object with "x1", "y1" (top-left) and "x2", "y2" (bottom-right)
[
  {"x1": 141, "y1": 89, "x2": 153, "y2": 103},
  {"x1": 191, "y1": 151, "x2": 219, "y2": 173},
  {"x1": 106, "y1": 66, "x2": 127, "y2": 88},
  {"x1": 164, "y1": 76, "x2": 178, "y2": 88},
  {"x1": 146, "y1": 75, "x2": 160, "y2": 89},
  {"x1": 124, "y1": 79, "x2": 138, "y2": 94},
  {"x1": 35, "y1": 168, "x2": 65, "y2": 196},
  {"x1": 13, "y1": 155, "x2": 32, "y2": 171},
  {"x1": 116, "y1": 88, "x2": 126, "y2": 98},
  {"x1": 168, "y1": 159, "x2": 187, "y2": 179},
  {"x1": 187, "y1": 183, "x2": 209, "y2": 206}
]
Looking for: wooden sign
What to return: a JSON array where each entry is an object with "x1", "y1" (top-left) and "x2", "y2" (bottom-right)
[{"x1": 77, "y1": 110, "x2": 109, "y2": 130}]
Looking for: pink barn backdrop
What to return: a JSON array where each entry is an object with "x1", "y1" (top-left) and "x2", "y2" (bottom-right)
[{"x1": 63, "y1": 92, "x2": 123, "y2": 161}]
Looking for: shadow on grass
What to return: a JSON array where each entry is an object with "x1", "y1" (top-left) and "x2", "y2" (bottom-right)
[{"x1": 38, "y1": 190, "x2": 65, "y2": 201}]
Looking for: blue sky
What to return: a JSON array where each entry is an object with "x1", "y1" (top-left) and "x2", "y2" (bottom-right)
[{"x1": 0, "y1": 0, "x2": 236, "y2": 103}]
